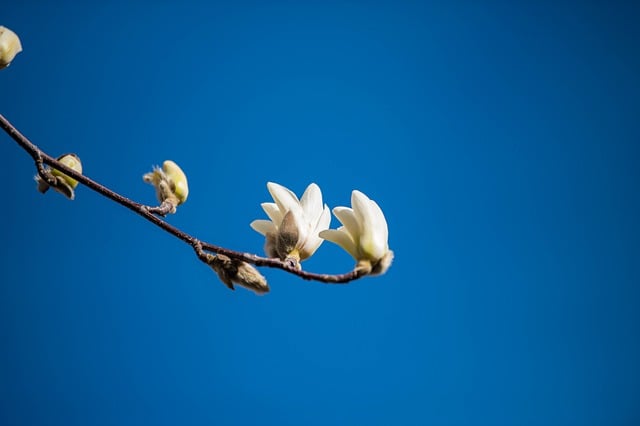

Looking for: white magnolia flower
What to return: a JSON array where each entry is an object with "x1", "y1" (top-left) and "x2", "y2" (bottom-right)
[
  {"x1": 0, "y1": 26, "x2": 22, "y2": 69},
  {"x1": 250, "y1": 182, "x2": 331, "y2": 267},
  {"x1": 319, "y1": 190, "x2": 393, "y2": 275}
]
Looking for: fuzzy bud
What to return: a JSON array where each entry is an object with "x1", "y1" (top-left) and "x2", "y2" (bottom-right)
[
  {"x1": 143, "y1": 160, "x2": 189, "y2": 213},
  {"x1": 209, "y1": 254, "x2": 269, "y2": 295}
]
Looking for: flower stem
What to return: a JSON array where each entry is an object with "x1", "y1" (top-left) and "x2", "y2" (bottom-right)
[{"x1": 0, "y1": 114, "x2": 366, "y2": 285}]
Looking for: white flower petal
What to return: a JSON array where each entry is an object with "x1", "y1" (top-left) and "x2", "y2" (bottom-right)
[
  {"x1": 250, "y1": 219, "x2": 276, "y2": 236},
  {"x1": 367, "y1": 198, "x2": 389, "y2": 249},
  {"x1": 332, "y1": 206, "x2": 359, "y2": 240},
  {"x1": 261, "y1": 202, "x2": 283, "y2": 226},
  {"x1": 351, "y1": 190, "x2": 370, "y2": 228},
  {"x1": 319, "y1": 228, "x2": 358, "y2": 259},
  {"x1": 300, "y1": 183, "x2": 322, "y2": 222},
  {"x1": 316, "y1": 204, "x2": 332, "y2": 234},
  {"x1": 351, "y1": 190, "x2": 389, "y2": 260},
  {"x1": 299, "y1": 236, "x2": 321, "y2": 260},
  {"x1": 289, "y1": 205, "x2": 308, "y2": 247},
  {"x1": 267, "y1": 182, "x2": 300, "y2": 214},
  {"x1": 299, "y1": 204, "x2": 331, "y2": 259}
]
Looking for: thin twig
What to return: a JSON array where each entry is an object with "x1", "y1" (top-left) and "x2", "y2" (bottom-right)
[{"x1": 0, "y1": 114, "x2": 365, "y2": 285}]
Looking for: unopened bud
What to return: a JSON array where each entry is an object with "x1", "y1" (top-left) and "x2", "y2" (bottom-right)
[
  {"x1": 0, "y1": 26, "x2": 22, "y2": 69},
  {"x1": 209, "y1": 254, "x2": 269, "y2": 295},
  {"x1": 35, "y1": 153, "x2": 83, "y2": 200},
  {"x1": 162, "y1": 160, "x2": 189, "y2": 204},
  {"x1": 143, "y1": 160, "x2": 189, "y2": 213}
]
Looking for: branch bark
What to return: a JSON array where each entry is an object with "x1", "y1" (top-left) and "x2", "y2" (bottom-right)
[{"x1": 0, "y1": 114, "x2": 366, "y2": 286}]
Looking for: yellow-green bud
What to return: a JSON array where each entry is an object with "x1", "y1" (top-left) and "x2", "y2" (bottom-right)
[
  {"x1": 51, "y1": 153, "x2": 82, "y2": 189},
  {"x1": 143, "y1": 160, "x2": 189, "y2": 213},
  {"x1": 0, "y1": 26, "x2": 22, "y2": 69},
  {"x1": 162, "y1": 160, "x2": 188, "y2": 204},
  {"x1": 35, "y1": 153, "x2": 83, "y2": 200}
]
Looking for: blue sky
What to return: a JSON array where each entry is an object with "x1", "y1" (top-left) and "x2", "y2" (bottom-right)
[{"x1": 1, "y1": 1, "x2": 639, "y2": 425}]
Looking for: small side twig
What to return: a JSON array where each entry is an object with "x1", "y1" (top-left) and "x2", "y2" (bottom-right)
[
  {"x1": 0, "y1": 114, "x2": 365, "y2": 285},
  {"x1": 144, "y1": 200, "x2": 176, "y2": 217},
  {"x1": 34, "y1": 151, "x2": 56, "y2": 186}
]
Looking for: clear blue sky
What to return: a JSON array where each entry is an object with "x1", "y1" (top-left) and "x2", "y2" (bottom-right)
[{"x1": 1, "y1": 1, "x2": 639, "y2": 425}]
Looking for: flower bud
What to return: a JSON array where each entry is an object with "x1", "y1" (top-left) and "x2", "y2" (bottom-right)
[
  {"x1": 0, "y1": 26, "x2": 22, "y2": 69},
  {"x1": 162, "y1": 160, "x2": 189, "y2": 204},
  {"x1": 143, "y1": 160, "x2": 189, "y2": 213},
  {"x1": 35, "y1": 153, "x2": 83, "y2": 200},
  {"x1": 209, "y1": 254, "x2": 270, "y2": 295},
  {"x1": 52, "y1": 153, "x2": 82, "y2": 189}
]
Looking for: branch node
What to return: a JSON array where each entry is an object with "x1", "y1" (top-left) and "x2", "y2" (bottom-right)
[
  {"x1": 146, "y1": 200, "x2": 176, "y2": 216},
  {"x1": 34, "y1": 152, "x2": 56, "y2": 186}
]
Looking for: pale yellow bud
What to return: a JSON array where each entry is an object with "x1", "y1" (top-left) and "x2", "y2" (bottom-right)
[
  {"x1": 35, "y1": 153, "x2": 83, "y2": 200},
  {"x1": 0, "y1": 26, "x2": 22, "y2": 69},
  {"x1": 162, "y1": 160, "x2": 188, "y2": 204},
  {"x1": 143, "y1": 160, "x2": 189, "y2": 213},
  {"x1": 51, "y1": 153, "x2": 82, "y2": 189}
]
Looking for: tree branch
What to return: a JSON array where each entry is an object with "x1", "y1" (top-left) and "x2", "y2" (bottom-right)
[{"x1": 1, "y1": 114, "x2": 366, "y2": 286}]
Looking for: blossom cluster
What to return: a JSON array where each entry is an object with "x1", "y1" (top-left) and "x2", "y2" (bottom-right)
[
  {"x1": 141, "y1": 166, "x2": 394, "y2": 292},
  {"x1": 251, "y1": 182, "x2": 393, "y2": 276},
  {"x1": 9, "y1": 25, "x2": 393, "y2": 294}
]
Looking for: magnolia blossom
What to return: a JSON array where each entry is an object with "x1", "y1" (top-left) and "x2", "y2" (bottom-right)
[
  {"x1": 0, "y1": 26, "x2": 22, "y2": 69},
  {"x1": 250, "y1": 182, "x2": 331, "y2": 267},
  {"x1": 319, "y1": 190, "x2": 393, "y2": 275}
]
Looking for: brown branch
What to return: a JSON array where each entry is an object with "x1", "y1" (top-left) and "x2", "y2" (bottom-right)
[{"x1": 0, "y1": 114, "x2": 366, "y2": 285}]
